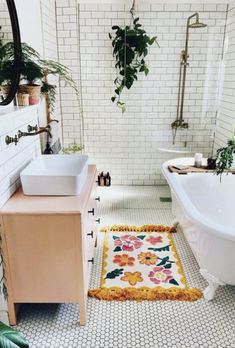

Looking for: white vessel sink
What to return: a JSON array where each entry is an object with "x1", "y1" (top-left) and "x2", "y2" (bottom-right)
[{"x1": 20, "y1": 155, "x2": 89, "y2": 196}]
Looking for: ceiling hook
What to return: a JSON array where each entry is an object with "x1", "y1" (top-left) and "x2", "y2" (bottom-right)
[{"x1": 130, "y1": 0, "x2": 136, "y2": 16}]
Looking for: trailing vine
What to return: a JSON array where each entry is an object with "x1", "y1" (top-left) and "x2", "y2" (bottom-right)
[{"x1": 109, "y1": 17, "x2": 158, "y2": 112}]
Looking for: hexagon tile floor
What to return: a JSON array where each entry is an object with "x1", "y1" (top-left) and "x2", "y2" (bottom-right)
[{"x1": 16, "y1": 186, "x2": 235, "y2": 348}]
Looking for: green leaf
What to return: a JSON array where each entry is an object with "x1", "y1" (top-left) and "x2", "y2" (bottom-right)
[
  {"x1": 111, "y1": 96, "x2": 116, "y2": 103},
  {"x1": 112, "y1": 235, "x2": 119, "y2": 240},
  {"x1": 148, "y1": 245, "x2": 170, "y2": 252},
  {"x1": 133, "y1": 17, "x2": 140, "y2": 24},
  {"x1": 164, "y1": 263, "x2": 172, "y2": 269},
  {"x1": 105, "y1": 269, "x2": 124, "y2": 279},
  {"x1": 137, "y1": 235, "x2": 146, "y2": 240},
  {"x1": 144, "y1": 66, "x2": 149, "y2": 76},
  {"x1": 149, "y1": 36, "x2": 157, "y2": 45},
  {"x1": 112, "y1": 25, "x2": 120, "y2": 31},
  {"x1": 113, "y1": 246, "x2": 122, "y2": 252},
  {"x1": 169, "y1": 278, "x2": 179, "y2": 286},
  {"x1": 157, "y1": 257, "x2": 169, "y2": 266},
  {"x1": 108, "y1": 33, "x2": 112, "y2": 39},
  {"x1": 0, "y1": 322, "x2": 29, "y2": 348}
]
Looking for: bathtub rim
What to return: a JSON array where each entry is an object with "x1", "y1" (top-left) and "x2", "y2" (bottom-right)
[{"x1": 162, "y1": 157, "x2": 235, "y2": 241}]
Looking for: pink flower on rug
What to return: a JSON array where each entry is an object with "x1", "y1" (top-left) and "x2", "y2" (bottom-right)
[
  {"x1": 148, "y1": 266, "x2": 173, "y2": 285},
  {"x1": 146, "y1": 235, "x2": 163, "y2": 245},
  {"x1": 114, "y1": 234, "x2": 143, "y2": 252}
]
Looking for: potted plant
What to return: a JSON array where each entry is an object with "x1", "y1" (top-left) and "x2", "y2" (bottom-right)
[
  {"x1": 62, "y1": 143, "x2": 83, "y2": 155},
  {"x1": 215, "y1": 138, "x2": 235, "y2": 177},
  {"x1": 18, "y1": 43, "x2": 79, "y2": 111},
  {"x1": 109, "y1": 17, "x2": 158, "y2": 112},
  {"x1": 0, "y1": 41, "x2": 15, "y2": 99},
  {"x1": 0, "y1": 41, "x2": 79, "y2": 112},
  {"x1": 0, "y1": 321, "x2": 29, "y2": 347}
]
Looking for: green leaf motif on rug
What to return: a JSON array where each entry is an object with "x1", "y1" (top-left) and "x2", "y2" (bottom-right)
[
  {"x1": 164, "y1": 263, "x2": 172, "y2": 269},
  {"x1": 105, "y1": 269, "x2": 124, "y2": 279},
  {"x1": 112, "y1": 235, "x2": 119, "y2": 240},
  {"x1": 157, "y1": 256, "x2": 169, "y2": 266},
  {"x1": 137, "y1": 235, "x2": 146, "y2": 240},
  {"x1": 169, "y1": 278, "x2": 179, "y2": 286},
  {"x1": 148, "y1": 245, "x2": 170, "y2": 252},
  {"x1": 113, "y1": 246, "x2": 122, "y2": 252}
]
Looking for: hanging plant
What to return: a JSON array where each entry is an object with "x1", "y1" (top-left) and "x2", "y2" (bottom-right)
[{"x1": 109, "y1": 17, "x2": 158, "y2": 112}]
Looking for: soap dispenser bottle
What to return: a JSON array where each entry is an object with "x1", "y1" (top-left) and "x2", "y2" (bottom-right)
[{"x1": 105, "y1": 172, "x2": 111, "y2": 186}]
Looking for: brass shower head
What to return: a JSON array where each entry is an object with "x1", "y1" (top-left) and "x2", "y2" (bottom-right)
[
  {"x1": 189, "y1": 21, "x2": 207, "y2": 29},
  {"x1": 187, "y1": 13, "x2": 207, "y2": 29}
]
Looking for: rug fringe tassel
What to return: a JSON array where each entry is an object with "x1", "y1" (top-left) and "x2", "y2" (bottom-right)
[
  {"x1": 100, "y1": 224, "x2": 176, "y2": 233},
  {"x1": 88, "y1": 287, "x2": 202, "y2": 302}
]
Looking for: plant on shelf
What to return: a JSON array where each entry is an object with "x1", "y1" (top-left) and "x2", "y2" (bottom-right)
[
  {"x1": 215, "y1": 137, "x2": 235, "y2": 178},
  {"x1": 109, "y1": 17, "x2": 158, "y2": 112},
  {"x1": 0, "y1": 321, "x2": 29, "y2": 348},
  {"x1": 0, "y1": 41, "x2": 79, "y2": 115},
  {"x1": 62, "y1": 143, "x2": 84, "y2": 155},
  {"x1": 19, "y1": 43, "x2": 79, "y2": 114}
]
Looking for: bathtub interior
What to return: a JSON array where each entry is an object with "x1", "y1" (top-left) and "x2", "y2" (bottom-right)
[{"x1": 175, "y1": 173, "x2": 235, "y2": 229}]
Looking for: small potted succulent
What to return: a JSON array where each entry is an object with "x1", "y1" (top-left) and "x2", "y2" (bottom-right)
[{"x1": 215, "y1": 137, "x2": 235, "y2": 177}]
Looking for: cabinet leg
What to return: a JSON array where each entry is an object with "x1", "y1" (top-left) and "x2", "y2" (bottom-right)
[
  {"x1": 8, "y1": 302, "x2": 17, "y2": 325},
  {"x1": 79, "y1": 301, "x2": 87, "y2": 326}
]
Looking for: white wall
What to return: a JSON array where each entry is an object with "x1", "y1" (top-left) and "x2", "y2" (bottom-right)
[
  {"x1": 14, "y1": 0, "x2": 62, "y2": 150},
  {"x1": 0, "y1": 106, "x2": 41, "y2": 324},
  {"x1": 57, "y1": 1, "x2": 226, "y2": 184},
  {"x1": 0, "y1": 0, "x2": 58, "y2": 324},
  {"x1": 214, "y1": 4, "x2": 235, "y2": 150},
  {"x1": 15, "y1": 0, "x2": 44, "y2": 56}
]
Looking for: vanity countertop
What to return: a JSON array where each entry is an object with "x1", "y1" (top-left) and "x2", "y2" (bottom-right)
[{"x1": 0, "y1": 164, "x2": 97, "y2": 215}]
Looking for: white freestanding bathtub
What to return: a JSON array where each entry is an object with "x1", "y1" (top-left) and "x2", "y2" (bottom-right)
[{"x1": 162, "y1": 157, "x2": 235, "y2": 300}]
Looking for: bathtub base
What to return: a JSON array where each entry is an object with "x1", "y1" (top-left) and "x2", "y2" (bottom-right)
[
  {"x1": 170, "y1": 194, "x2": 231, "y2": 301},
  {"x1": 200, "y1": 269, "x2": 225, "y2": 301}
]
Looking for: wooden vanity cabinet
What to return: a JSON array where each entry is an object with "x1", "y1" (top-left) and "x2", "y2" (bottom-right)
[{"x1": 0, "y1": 165, "x2": 98, "y2": 326}]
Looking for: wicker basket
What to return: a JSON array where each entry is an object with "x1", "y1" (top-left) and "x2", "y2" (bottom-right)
[{"x1": 18, "y1": 84, "x2": 41, "y2": 105}]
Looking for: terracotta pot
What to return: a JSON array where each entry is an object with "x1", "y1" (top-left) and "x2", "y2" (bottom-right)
[
  {"x1": 18, "y1": 84, "x2": 41, "y2": 105},
  {"x1": 0, "y1": 85, "x2": 11, "y2": 99},
  {"x1": 17, "y1": 93, "x2": 29, "y2": 106}
]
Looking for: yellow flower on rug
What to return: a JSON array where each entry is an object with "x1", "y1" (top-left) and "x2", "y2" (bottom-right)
[
  {"x1": 138, "y1": 251, "x2": 158, "y2": 265},
  {"x1": 120, "y1": 271, "x2": 143, "y2": 286},
  {"x1": 88, "y1": 225, "x2": 202, "y2": 301}
]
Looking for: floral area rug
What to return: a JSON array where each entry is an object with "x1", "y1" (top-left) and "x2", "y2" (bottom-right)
[{"x1": 88, "y1": 225, "x2": 202, "y2": 301}]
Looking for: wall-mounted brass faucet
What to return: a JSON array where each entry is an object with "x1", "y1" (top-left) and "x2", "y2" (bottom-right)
[
  {"x1": 18, "y1": 126, "x2": 52, "y2": 139},
  {"x1": 5, "y1": 124, "x2": 52, "y2": 145}
]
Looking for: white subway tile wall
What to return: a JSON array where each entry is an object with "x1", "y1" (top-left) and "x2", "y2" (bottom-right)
[
  {"x1": 0, "y1": 106, "x2": 41, "y2": 324},
  {"x1": 0, "y1": 0, "x2": 12, "y2": 43},
  {"x1": 0, "y1": 2, "x2": 41, "y2": 324},
  {"x1": 56, "y1": 2, "x2": 227, "y2": 184},
  {"x1": 214, "y1": 4, "x2": 235, "y2": 149},
  {"x1": 40, "y1": 0, "x2": 62, "y2": 147},
  {"x1": 56, "y1": 0, "x2": 82, "y2": 149}
]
